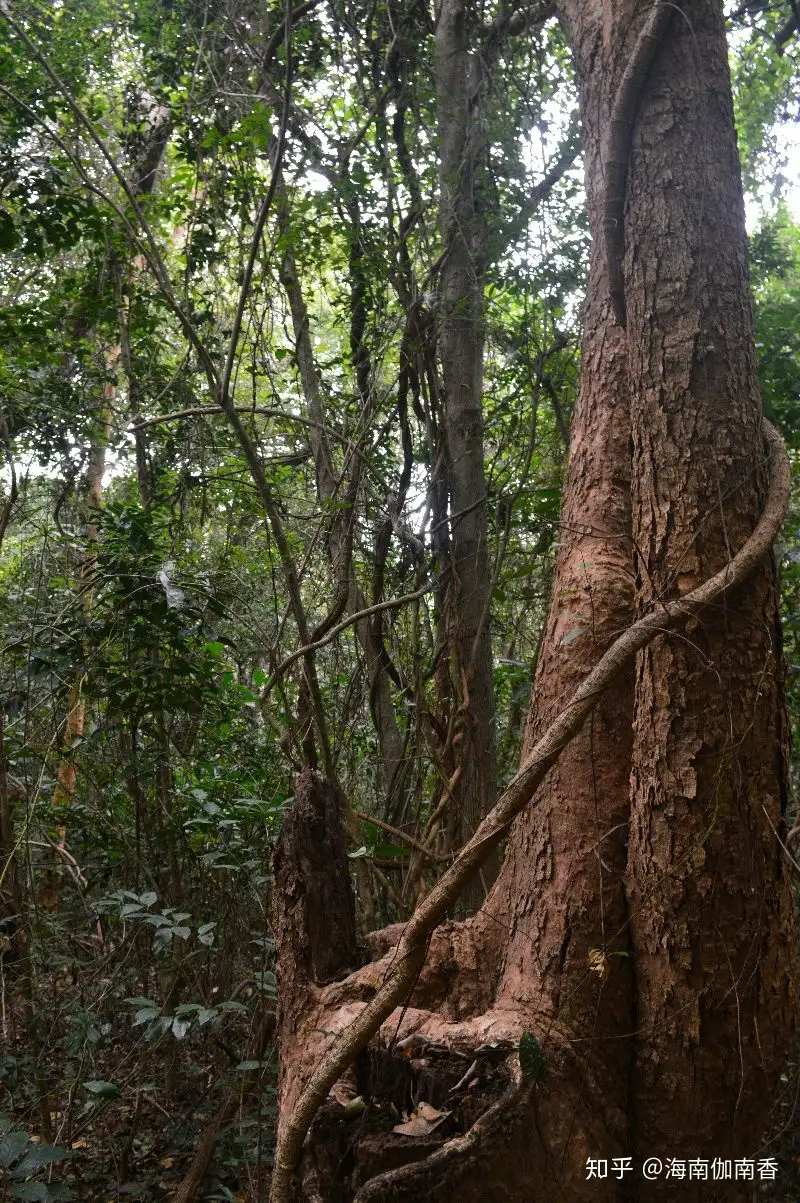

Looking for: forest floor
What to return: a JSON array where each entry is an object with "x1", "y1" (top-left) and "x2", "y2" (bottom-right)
[
  {"x1": 0, "y1": 985, "x2": 275, "y2": 1202},
  {"x1": 2, "y1": 981, "x2": 800, "y2": 1201}
]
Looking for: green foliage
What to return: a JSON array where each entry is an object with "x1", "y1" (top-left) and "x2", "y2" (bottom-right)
[
  {"x1": 0, "y1": 0, "x2": 797, "y2": 1190},
  {"x1": 519, "y1": 1032, "x2": 546, "y2": 1085},
  {"x1": 750, "y1": 204, "x2": 800, "y2": 443},
  {"x1": 0, "y1": 1115, "x2": 72, "y2": 1200},
  {"x1": 730, "y1": 6, "x2": 800, "y2": 198}
]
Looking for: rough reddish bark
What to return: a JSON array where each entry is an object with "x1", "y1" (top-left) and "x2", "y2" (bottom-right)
[
  {"x1": 617, "y1": 0, "x2": 797, "y2": 1171},
  {"x1": 271, "y1": 3, "x2": 797, "y2": 1200}
]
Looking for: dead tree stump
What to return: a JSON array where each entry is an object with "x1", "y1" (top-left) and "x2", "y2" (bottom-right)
[{"x1": 274, "y1": 770, "x2": 357, "y2": 987}]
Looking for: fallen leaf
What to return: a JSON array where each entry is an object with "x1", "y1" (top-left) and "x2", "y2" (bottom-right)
[
  {"x1": 416, "y1": 1101, "x2": 444, "y2": 1122},
  {"x1": 392, "y1": 1102, "x2": 450, "y2": 1137}
]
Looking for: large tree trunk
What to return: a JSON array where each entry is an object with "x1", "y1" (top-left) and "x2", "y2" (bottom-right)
[
  {"x1": 606, "y1": 0, "x2": 798, "y2": 1168},
  {"x1": 270, "y1": 2, "x2": 796, "y2": 1200}
]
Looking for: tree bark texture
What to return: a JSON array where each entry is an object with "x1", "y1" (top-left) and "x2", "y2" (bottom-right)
[
  {"x1": 435, "y1": 0, "x2": 498, "y2": 912},
  {"x1": 271, "y1": 3, "x2": 797, "y2": 1200},
  {"x1": 613, "y1": 0, "x2": 797, "y2": 1169}
]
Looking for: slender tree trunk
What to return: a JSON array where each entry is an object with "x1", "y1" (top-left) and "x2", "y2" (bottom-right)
[
  {"x1": 0, "y1": 711, "x2": 22, "y2": 961},
  {"x1": 53, "y1": 97, "x2": 170, "y2": 807},
  {"x1": 52, "y1": 357, "x2": 115, "y2": 807},
  {"x1": 435, "y1": 0, "x2": 497, "y2": 912}
]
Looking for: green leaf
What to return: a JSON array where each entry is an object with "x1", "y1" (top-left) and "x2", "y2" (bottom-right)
[
  {"x1": 256, "y1": 970, "x2": 277, "y2": 996},
  {"x1": 83, "y1": 1079, "x2": 121, "y2": 1098},
  {"x1": 132, "y1": 1007, "x2": 159, "y2": 1026},
  {"x1": 11, "y1": 1185, "x2": 51, "y2": 1201},
  {"x1": 519, "y1": 1032, "x2": 546, "y2": 1085},
  {"x1": 0, "y1": 1130, "x2": 28, "y2": 1167},
  {"x1": 12, "y1": 1184, "x2": 72, "y2": 1200},
  {"x1": 13, "y1": 1144, "x2": 70, "y2": 1173}
]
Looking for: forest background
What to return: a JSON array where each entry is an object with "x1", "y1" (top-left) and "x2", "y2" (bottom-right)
[{"x1": 0, "y1": 0, "x2": 799, "y2": 1199}]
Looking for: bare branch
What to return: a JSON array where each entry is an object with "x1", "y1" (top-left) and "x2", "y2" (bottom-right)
[
  {"x1": 353, "y1": 811, "x2": 453, "y2": 863},
  {"x1": 131, "y1": 405, "x2": 353, "y2": 447},
  {"x1": 263, "y1": 583, "x2": 435, "y2": 693},
  {"x1": 262, "y1": 0, "x2": 322, "y2": 69},
  {"x1": 497, "y1": 116, "x2": 582, "y2": 251}
]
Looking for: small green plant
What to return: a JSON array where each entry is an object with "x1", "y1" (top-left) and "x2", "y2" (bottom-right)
[
  {"x1": 0, "y1": 1115, "x2": 72, "y2": 1200},
  {"x1": 123, "y1": 995, "x2": 250, "y2": 1041},
  {"x1": 519, "y1": 1032, "x2": 546, "y2": 1086},
  {"x1": 96, "y1": 890, "x2": 212, "y2": 953}
]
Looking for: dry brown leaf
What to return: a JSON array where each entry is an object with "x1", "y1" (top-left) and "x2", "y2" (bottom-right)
[
  {"x1": 588, "y1": 947, "x2": 611, "y2": 980},
  {"x1": 392, "y1": 1102, "x2": 450, "y2": 1137},
  {"x1": 416, "y1": 1101, "x2": 444, "y2": 1122}
]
